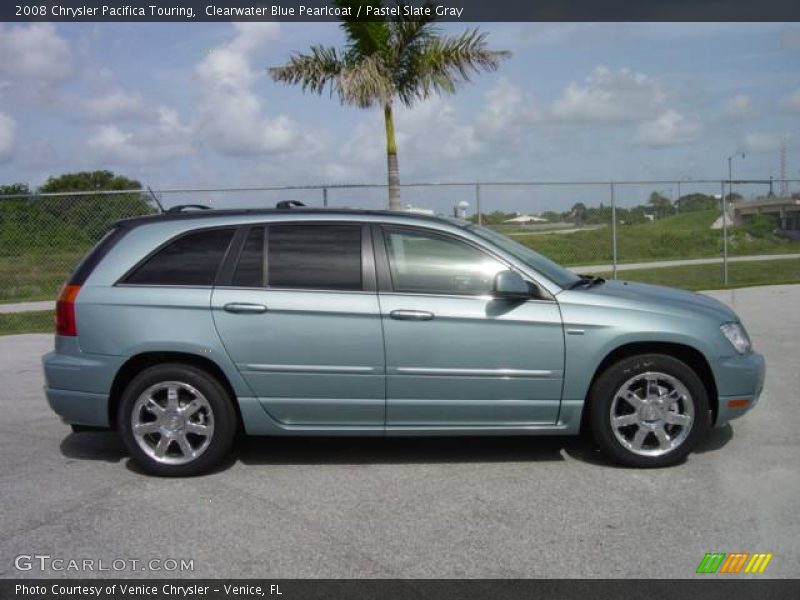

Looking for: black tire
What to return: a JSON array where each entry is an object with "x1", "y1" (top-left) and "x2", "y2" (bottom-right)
[
  {"x1": 589, "y1": 353, "x2": 710, "y2": 468},
  {"x1": 118, "y1": 363, "x2": 237, "y2": 476}
]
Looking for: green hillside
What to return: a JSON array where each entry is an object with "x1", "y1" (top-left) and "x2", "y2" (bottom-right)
[{"x1": 504, "y1": 210, "x2": 799, "y2": 266}]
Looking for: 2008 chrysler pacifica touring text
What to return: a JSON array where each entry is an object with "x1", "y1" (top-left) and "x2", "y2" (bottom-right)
[{"x1": 43, "y1": 207, "x2": 765, "y2": 475}]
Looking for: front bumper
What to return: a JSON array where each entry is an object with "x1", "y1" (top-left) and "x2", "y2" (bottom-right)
[{"x1": 713, "y1": 351, "x2": 766, "y2": 427}]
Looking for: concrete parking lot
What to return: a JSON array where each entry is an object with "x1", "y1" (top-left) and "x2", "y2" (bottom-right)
[{"x1": 1, "y1": 285, "x2": 798, "y2": 579}]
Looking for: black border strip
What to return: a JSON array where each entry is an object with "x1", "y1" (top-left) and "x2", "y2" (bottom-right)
[
  {"x1": 4, "y1": 0, "x2": 800, "y2": 22},
  {"x1": 1, "y1": 579, "x2": 798, "y2": 600}
]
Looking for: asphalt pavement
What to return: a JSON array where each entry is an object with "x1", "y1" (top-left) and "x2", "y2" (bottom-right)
[{"x1": 1, "y1": 285, "x2": 798, "y2": 578}]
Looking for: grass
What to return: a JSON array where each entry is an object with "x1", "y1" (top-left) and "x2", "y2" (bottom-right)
[
  {"x1": 596, "y1": 258, "x2": 800, "y2": 291},
  {"x1": 503, "y1": 210, "x2": 800, "y2": 266},
  {"x1": 0, "y1": 310, "x2": 54, "y2": 336},
  {"x1": 0, "y1": 249, "x2": 85, "y2": 302}
]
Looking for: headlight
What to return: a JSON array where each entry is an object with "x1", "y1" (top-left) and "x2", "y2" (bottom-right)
[{"x1": 720, "y1": 322, "x2": 751, "y2": 354}]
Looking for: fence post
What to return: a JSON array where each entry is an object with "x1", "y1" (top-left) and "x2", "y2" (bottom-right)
[
  {"x1": 721, "y1": 180, "x2": 728, "y2": 286},
  {"x1": 322, "y1": 186, "x2": 328, "y2": 208},
  {"x1": 475, "y1": 183, "x2": 482, "y2": 225},
  {"x1": 610, "y1": 182, "x2": 618, "y2": 279}
]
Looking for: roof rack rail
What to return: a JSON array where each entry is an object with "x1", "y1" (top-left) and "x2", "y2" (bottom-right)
[
  {"x1": 165, "y1": 204, "x2": 212, "y2": 213},
  {"x1": 276, "y1": 200, "x2": 306, "y2": 209}
]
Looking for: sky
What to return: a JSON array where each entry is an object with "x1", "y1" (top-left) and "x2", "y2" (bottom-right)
[{"x1": 0, "y1": 21, "x2": 798, "y2": 212}]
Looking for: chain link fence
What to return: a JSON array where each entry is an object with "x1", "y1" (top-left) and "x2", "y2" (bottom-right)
[{"x1": 1, "y1": 178, "x2": 799, "y2": 334}]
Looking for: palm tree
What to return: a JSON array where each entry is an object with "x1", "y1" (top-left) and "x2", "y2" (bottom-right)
[{"x1": 268, "y1": 0, "x2": 510, "y2": 210}]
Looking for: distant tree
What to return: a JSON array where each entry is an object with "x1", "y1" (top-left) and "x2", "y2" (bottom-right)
[
  {"x1": 648, "y1": 191, "x2": 673, "y2": 219},
  {"x1": 624, "y1": 205, "x2": 649, "y2": 224},
  {"x1": 37, "y1": 170, "x2": 153, "y2": 241},
  {"x1": 570, "y1": 202, "x2": 587, "y2": 224},
  {"x1": 0, "y1": 183, "x2": 31, "y2": 196},
  {"x1": 39, "y1": 170, "x2": 141, "y2": 193},
  {"x1": 676, "y1": 193, "x2": 717, "y2": 213}
]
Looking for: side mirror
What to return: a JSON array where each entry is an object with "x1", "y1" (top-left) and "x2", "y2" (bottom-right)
[{"x1": 493, "y1": 270, "x2": 531, "y2": 299}]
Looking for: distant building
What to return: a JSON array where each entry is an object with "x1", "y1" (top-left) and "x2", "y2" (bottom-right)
[
  {"x1": 503, "y1": 214, "x2": 548, "y2": 224},
  {"x1": 733, "y1": 195, "x2": 800, "y2": 233}
]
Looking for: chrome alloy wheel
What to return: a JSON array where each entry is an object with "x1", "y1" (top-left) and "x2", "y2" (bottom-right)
[
  {"x1": 610, "y1": 372, "x2": 694, "y2": 457},
  {"x1": 131, "y1": 381, "x2": 215, "y2": 465}
]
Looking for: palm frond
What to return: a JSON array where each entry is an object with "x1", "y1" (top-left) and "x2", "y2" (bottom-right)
[
  {"x1": 396, "y1": 28, "x2": 511, "y2": 105},
  {"x1": 268, "y1": 46, "x2": 345, "y2": 96},
  {"x1": 334, "y1": 0, "x2": 391, "y2": 57},
  {"x1": 390, "y1": 2, "x2": 438, "y2": 56},
  {"x1": 338, "y1": 53, "x2": 394, "y2": 108}
]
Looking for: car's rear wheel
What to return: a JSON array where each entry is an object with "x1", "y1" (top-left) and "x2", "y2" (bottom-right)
[
  {"x1": 589, "y1": 354, "x2": 709, "y2": 467},
  {"x1": 118, "y1": 364, "x2": 236, "y2": 476}
]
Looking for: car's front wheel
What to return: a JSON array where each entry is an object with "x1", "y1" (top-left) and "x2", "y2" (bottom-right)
[
  {"x1": 118, "y1": 364, "x2": 236, "y2": 476},
  {"x1": 589, "y1": 354, "x2": 709, "y2": 467}
]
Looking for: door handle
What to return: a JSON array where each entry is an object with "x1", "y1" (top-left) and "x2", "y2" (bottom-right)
[
  {"x1": 223, "y1": 303, "x2": 268, "y2": 314},
  {"x1": 390, "y1": 309, "x2": 434, "y2": 321}
]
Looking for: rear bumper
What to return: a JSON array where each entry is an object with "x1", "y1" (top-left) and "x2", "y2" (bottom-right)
[
  {"x1": 713, "y1": 351, "x2": 766, "y2": 427},
  {"x1": 42, "y1": 348, "x2": 123, "y2": 427},
  {"x1": 45, "y1": 387, "x2": 110, "y2": 427}
]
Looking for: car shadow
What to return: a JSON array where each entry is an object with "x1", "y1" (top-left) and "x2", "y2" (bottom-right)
[
  {"x1": 60, "y1": 430, "x2": 608, "y2": 471},
  {"x1": 60, "y1": 431, "x2": 127, "y2": 463},
  {"x1": 233, "y1": 435, "x2": 582, "y2": 467},
  {"x1": 59, "y1": 425, "x2": 733, "y2": 474},
  {"x1": 693, "y1": 422, "x2": 734, "y2": 454}
]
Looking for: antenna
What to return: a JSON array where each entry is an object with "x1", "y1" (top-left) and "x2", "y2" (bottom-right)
[{"x1": 146, "y1": 186, "x2": 165, "y2": 214}]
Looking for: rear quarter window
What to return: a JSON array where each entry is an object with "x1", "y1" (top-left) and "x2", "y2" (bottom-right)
[
  {"x1": 68, "y1": 226, "x2": 128, "y2": 285},
  {"x1": 123, "y1": 227, "x2": 235, "y2": 286}
]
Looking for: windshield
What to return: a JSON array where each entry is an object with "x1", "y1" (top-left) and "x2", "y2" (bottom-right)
[{"x1": 464, "y1": 223, "x2": 582, "y2": 290}]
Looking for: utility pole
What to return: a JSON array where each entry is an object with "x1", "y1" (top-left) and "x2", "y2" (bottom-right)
[
  {"x1": 724, "y1": 153, "x2": 745, "y2": 286},
  {"x1": 610, "y1": 182, "x2": 617, "y2": 280}
]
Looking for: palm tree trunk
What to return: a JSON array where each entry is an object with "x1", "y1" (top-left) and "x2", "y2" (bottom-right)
[{"x1": 384, "y1": 103, "x2": 401, "y2": 210}]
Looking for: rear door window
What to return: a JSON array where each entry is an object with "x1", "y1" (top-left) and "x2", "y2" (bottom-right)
[
  {"x1": 267, "y1": 223, "x2": 362, "y2": 290},
  {"x1": 124, "y1": 227, "x2": 235, "y2": 286}
]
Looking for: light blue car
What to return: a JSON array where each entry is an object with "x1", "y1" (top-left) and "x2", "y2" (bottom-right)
[{"x1": 43, "y1": 207, "x2": 765, "y2": 475}]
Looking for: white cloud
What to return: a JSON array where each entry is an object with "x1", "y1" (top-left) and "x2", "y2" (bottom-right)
[
  {"x1": 477, "y1": 77, "x2": 538, "y2": 136},
  {"x1": 195, "y1": 23, "x2": 298, "y2": 156},
  {"x1": 87, "y1": 106, "x2": 193, "y2": 164},
  {"x1": 0, "y1": 112, "x2": 16, "y2": 162},
  {"x1": 632, "y1": 110, "x2": 700, "y2": 147},
  {"x1": 552, "y1": 66, "x2": 665, "y2": 123},
  {"x1": 0, "y1": 23, "x2": 71, "y2": 84},
  {"x1": 227, "y1": 22, "x2": 281, "y2": 54},
  {"x1": 400, "y1": 99, "x2": 481, "y2": 160},
  {"x1": 721, "y1": 94, "x2": 752, "y2": 119},
  {"x1": 85, "y1": 89, "x2": 144, "y2": 121},
  {"x1": 743, "y1": 132, "x2": 788, "y2": 153},
  {"x1": 781, "y1": 89, "x2": 800, "y2": 112}
]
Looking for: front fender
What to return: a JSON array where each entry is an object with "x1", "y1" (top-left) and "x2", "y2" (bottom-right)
[{"x1": 558, "y1": 300, "x2": 721, "y2": 404}]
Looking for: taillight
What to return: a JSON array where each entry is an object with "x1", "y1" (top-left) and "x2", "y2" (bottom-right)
[{"x1": 55, "y1": 284, "x2": 81, "y2": 336}]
